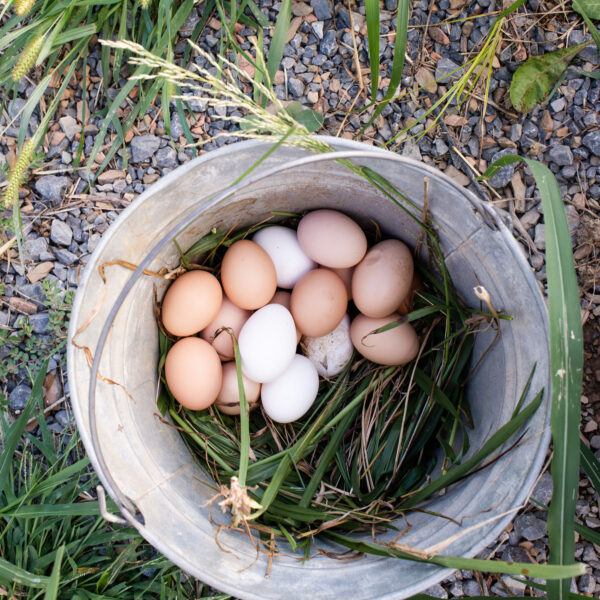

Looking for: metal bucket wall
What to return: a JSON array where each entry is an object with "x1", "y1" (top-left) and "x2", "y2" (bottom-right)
[{"x1": 67, "y1": 138, "x2": 550, "y2": 600}]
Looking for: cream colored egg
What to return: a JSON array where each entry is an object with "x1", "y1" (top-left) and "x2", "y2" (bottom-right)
[
  {"x1": 215, "y1": 362, "x2": 261, "y2": 415},
  {"x1": 297, "y1": 209, "x2": 367, "y2": 268},
  {"x1": 352, "y1": 239, "x2": 414, "y2": 318},
  {"x1": 200, "y1": 296, "x2": 251, "y2": 360}
]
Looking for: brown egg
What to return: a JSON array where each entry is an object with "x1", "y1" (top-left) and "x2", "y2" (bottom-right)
[
  {"x1": 270, "y1": 290, "x2": 302, "y2": 343},
  {"x1": 165, "y1": 337, "x2": 223, "y2": 410},
  {"x1": 330, "y1": 266, "x2": 354, "y2": 300},
  {"x1": 161, "y1": 270, "x2": 223, "y2": 337},
  {"x1": 221, "y1": 240, "x2": 277, "y2": 310},
  {"x1": 397, "y1": 272, "x2": 423, "y2": 316},
  {"x1": 352, "y1": 239, "x2": 414, "y2": 318},
  {"x1": 291, "y1": 269, "x2": 348, "y2": 337},
  {"x1": 200, "y1": 296, "x2": 251, "y2": 360},
  {"x1": 350, "y1": 313, "x2": 419, "y2": 366},
  {"x1": 297, "y1": 209, "x2": 367, "y2": 268},
  {"x1": 215, "y1": 362, "x2": 261, "y2": 415}
]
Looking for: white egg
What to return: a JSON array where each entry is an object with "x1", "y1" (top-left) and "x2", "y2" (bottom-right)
[
  {"x1": 261, "y1": 354, "x2": 319, "y2": 423},
  {"x1": 301, "y1": 314, "x2": 353, "y2": 377},
  {"x1": 253, "y1": 226, "x2": 316, "y2": 289},
  {"x1": 238, "y1": 304, "x2": 297, "y2": 383}
]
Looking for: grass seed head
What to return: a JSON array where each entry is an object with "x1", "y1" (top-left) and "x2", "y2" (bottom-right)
[
  {"x1": 2, "y1": 138, "x2": 36, "y2": 210},
  {"x1": 14, "y1": 0, "x2": 35, "y2": 16},
  {"x1": 12, "y1": 35, "x2": 44, "y2": 82}
]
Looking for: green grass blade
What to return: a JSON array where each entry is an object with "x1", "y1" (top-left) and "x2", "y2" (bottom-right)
[
  {"x1": 44, "y1": 544, "x2": 65, "y2": 600},
  {"x1": 0, "y1": 359, "x2": 48, "y2": 495},
  {"x1": 580, "y1": 440, "x2": 600, "y2": 494},
  {"x1": 572, "y1": 0, "x2": 600, "y2": 51},
  {"x1": 0, "y1": 557, "x2": 50, "y2": 588},
  {"x1": 574, "y1": 521, "x2": 600, "y2": 545},
  {"x1": 365, "y1": 0, "x2": 380, "y2": 100},
  {"x1": 266, "y1": 0, "x2": 291, "y2": 88},
  {"x1": 325, "y1": 531, "x2": 585, "y2": 579},
  {"x1": 481, "y1": 155, "x2": 583, "y2": 600},
  {"x1": 399, "y1": 390, "x2": 543, "y2": 508}
]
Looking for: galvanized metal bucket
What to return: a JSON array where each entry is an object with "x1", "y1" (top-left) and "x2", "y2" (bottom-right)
[{"x1": 67, "y1": 137, "x2": 550, "y2": 600}]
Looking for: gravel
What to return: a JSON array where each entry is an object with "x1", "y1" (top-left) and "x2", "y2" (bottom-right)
[
  {"x1": 130, "y1": 134, "x2": 161, "y2": 163},
  {"x1": 310, "y1": 0, "x2": 332, "y2": 21},
  {"x1": 548, "y1": 145, "x2": 573, "y2": 166},
  {"x1": 50, "y1": 219, "x2": 73, "y2": 247},
  {"x1": 513, "y1": 513, "x2": 546, "y2": 541},
  {"x1": 8, "y1": 385, "x2": 31, "y2": 412},
  {"x1": 35, "y1": 176, "x2": 70, "y2": 201}
]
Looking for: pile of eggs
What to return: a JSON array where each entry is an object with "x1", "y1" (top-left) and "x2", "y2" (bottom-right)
[{"x1": 162, "y1": 209, "x2": 420, "y2": 424}]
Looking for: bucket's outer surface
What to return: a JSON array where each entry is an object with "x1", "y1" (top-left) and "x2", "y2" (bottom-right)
[{"x1": 67, "y1": 138, "x2": 550, "y2": 600}]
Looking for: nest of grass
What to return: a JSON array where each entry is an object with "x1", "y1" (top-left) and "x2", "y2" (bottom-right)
[{"x1": 152, "y1": 199, "x2": 530, "y2": 565}]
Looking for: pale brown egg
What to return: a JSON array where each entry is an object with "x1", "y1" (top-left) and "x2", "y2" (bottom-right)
[
  {"x1": 200, "y1": 296, "x2": 251, "y2": 360},
  {"x1": 215, "y1": 362, "x2": 261, "y2": 415},
  {"x1": 350, "y1": 313, "x2": 419, "y2": 366},
  {"x1": 164, "y1": 337, "x2": 222, "y2": 410},
  {"x1": 397, "y1": 272, "x2": 423, "y2": 316},
  {"x1": 221, "y1": 240, "x2": 277, "y2": 310},
  {"x1": 291, "y1": 269, "x2": 348, "y2": 337},
  {"x1": 297, "y1": 209, "x2": 367, "y2": 268},
  {"x1": 330, "y1": 266, "x2": 354, "y2": 300},
  {"x1": 270, "y1": 290, "x2": 302, "y2": 343},
  {"x1": 352, "y1": 239, "x2": 414, "y2": 318},
  {"x1": 161, "y1": 270, "x2": 222, "y2": 337}
]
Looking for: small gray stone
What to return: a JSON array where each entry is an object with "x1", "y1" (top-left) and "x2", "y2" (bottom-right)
[
  {"x1": 50, "y1": 219, "x2": 73, "y2": 247},
  {"x1": 35, "y1": 175, "x2": 70, "y2": 201},
  {"x1": 488, "y1": 148, "x2": 517, "y2": 188},
  {"x1": 583, "y1": 545, "x2": 598, "y2": 563},
  {"x1": 8, "y1": 98, "x2": 27, "y2": 123},
  {"x1": 170, "y1": 112, "x2": 184, "y2": 139},
  {"x1": 26, "y1": 237, "x2": 48, "y2": 261},
  {"x1": 582, "y1": 130, "x2": 600, "y2": 155},
  {"x1": 287, "y1": 77, "x2": 305, "y2": 98},
  {"x1": 531, "y1": 472, "x2": 552, "y2": 505},
  {"x1": 521, "y1": 207, "x2": 541, "y2": 229},
  {"x1": 514, "y1": 513, "x2": 546, "y2": 541},
  {"x1": 312, "y1": 21, "x2": 324, "y2": 40},
  {"x1": 463, "y1": 580, "x2": 481, "y2": 596},
  {"x1": 54, "y1": 248, "x2": 78, "y2": 266},
  {"x1": 59, "y1": 115, "x2": 79, "y2": 140},
  {"x1": 590, "y1": 434, "x2": 600, "y2": 449},
  {"x1": 311, "y1": 0, "x2": 332, "y2": 20},
  {"x1": 179, "y1": 8, "x2": 199, "y2": 37},
  {"x1": 155, "y1": 146, "x2": 178, "y2": 169},
  {"x1": 422, "y1": 584, "x2": 448, "y2": 598},
  {"x1": 130, "y1": 135, "x2": 160, "y2": 163},
  {"x1": 435, "y1": 138, "x2": 449, "y2": 155},
  {"x1": 510, "y1": 123, "x2": 522, "y2": 142},
  {"x1": 320, "y1": 30, "x2": 338, "y2": 58},
  {"x1": 55, "y1": 410, "x2": 71, "y2": 428},
  {"x1": 9, "y1": 384, "x2": 31, "y2": 412},
  {"x1": 402, "y1": 140, "x2": 422, "y2": 161},
  {"x1": 435, "y1": 57, "x2": 462, "y2": 83},
  {"x1": 385, "y1": 0, "x2": 398, "y2": 9},
  {"x1": 550, "y1": 97, "x2": 566, "y2": 112},
  {"x1": 449, "y1": 581, "x2": 463, "y2": 596},
  {"x1": 578, "y1": 574, "x2": 596, "y2": 594},
  {"x1": 548, "y1": 145, "x2": 573, "y2": 166},
  {"x1": 29, "y1": 312, "x2": 50, "y2": 334},
  {"x1": 534, "y1": 223, "x2": 546, "y2": 250}
]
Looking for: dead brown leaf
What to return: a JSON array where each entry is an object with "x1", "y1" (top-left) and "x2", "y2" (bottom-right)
[
  {"x1": 429, "y1": 27, "x2": 450, "y2": 46},
  {"x1": 444, "y1": 114, "x2": 468, "y2": 127}
]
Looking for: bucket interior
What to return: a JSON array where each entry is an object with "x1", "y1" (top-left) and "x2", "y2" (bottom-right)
[{"x1": 68, "y1": 140, "x2": 550, "y2": 600}]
